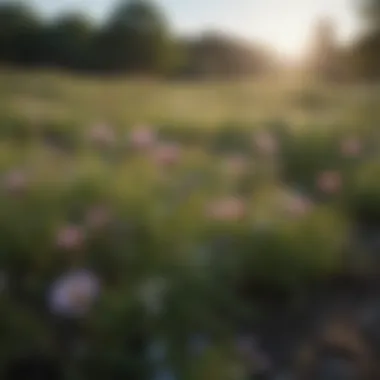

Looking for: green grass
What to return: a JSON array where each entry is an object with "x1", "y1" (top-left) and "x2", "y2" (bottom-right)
[{"x1": 1, "y1": 68, "x2": 379, "y2": 128}]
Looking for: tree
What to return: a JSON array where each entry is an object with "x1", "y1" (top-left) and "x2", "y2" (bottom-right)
[
  {"x1": 178, "y1": 31, "x2": 278, "y2": 80},
  {"x1": 95, "y1": 0, "x2": 176, "y2": 74},
  {"x1": 348, "y1": 0, "x2": 380, "y2": 80},
  {"x1": 43, "y1": 13, "x2": 94, "y2": 69},
  {"x1": 0, "y1": 1, "x2": 44, "y2": 66},
  {"x1": 350, "y1": 30, "x2": 380, "y2": 80},
  {"x1": 306, "y1": 16, "x2": 342, "y2": 81},
  {"x1": 0, "y1": 0, "x2": 277, "y2": 78}
]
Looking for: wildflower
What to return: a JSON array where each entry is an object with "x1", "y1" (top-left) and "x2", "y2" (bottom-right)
[
  {"x1": 253, "y1": 131, "x2": 277, "y2": 155},
  {"x1": 152, "y1": 142, "x2": 181, "y2": 167},
  {"x1": 129, "y1": 125, "x2": 156, "y2": 150},
  {"x1": 340, "y1": 136, "x2": 362, "y2": 157},
  {"x1": 56, "y1": 225, "x2": 85, "y2": 251},
  {"x1": 316, "y1": 170, "x2": 342, "y2": 194},
  {"x1": 206, "y1": 197, "x2": 246, "y2": 222},
  {"x1": 88, "y1": 123, "x2": 115, "y2": 147},
  {"x1": 284, "y1": 192, "x2": 314, "y2": 217},
  {"x1": 3, "y1": 169, "x2": 29, "y2": 195},
  {"x1": 84, "y1": 205, "x2": 112, "y2": 230},
  {"x1": 48, "y1": 269, "x2": 100, "y2": 318},
  {"x1": 222, "y1": 154, "x2": 249, "y2": 177}
]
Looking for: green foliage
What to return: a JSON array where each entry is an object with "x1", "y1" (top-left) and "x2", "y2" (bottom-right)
[
  {"x1": 344, "y1": 160, "x2": 380, "y2": 225},
  {"x1": 351, "y1": 29, "x2": 380, "y2": 80},
  {"x1": 0, "y1": 0, "x2": 278, "y2": 78},
  {"x1": 44, "y1": 13, "x2": 94, "y2": 70},
  {"x1": 96, "y1": 0, "x2": 174, "y2": 74},
  {"x1": 350, "y1": 0, "x2": 380, "y2": 80},
  {"x1": 0, "y1": 2, "x2": 43, "y2": 65}
]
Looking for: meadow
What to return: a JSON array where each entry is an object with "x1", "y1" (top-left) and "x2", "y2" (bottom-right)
[{"x1": 1, "y1": 69, "x2": 380, "y2": 379}]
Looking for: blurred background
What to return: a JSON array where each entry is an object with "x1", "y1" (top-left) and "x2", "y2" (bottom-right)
[
  {"x1": 1, "y1": 1, "x2": 380, "y2": 379},
  {"x1": 0, "y1": 0, "x2": 379, "y2": 81}
]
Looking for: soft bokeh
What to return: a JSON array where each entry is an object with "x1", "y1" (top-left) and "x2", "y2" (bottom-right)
[{"x1": 1, "y1": 0, "x2": 380, "y2": 379}]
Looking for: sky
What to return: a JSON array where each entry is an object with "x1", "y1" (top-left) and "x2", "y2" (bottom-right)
[{"x1": 29, "y1": 0, "x2": 361, "y2": 60}]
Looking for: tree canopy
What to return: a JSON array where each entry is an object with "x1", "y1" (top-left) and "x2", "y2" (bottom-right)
[{"x1": 0, "y1": 0, "x2": 279, "y2": 78}]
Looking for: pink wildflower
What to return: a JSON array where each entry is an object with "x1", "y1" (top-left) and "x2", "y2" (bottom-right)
[
  {"x1": 129, "y1": 125, "x2": 156, "y2": 150},
  {"x1": 206, "y1": 197, "x2": 246, "y2": 222},
  {"x1": 285, "y1": 193, "x2": 314, "y2": 217},
  {"x1": 340, "y1": 136, "x2": 362, "y2": 157},
  {"x1": 3, "y1": 169, "x2": 29, "y2": 195},
  {"x1": 85, "y1": 205, "x2": 112, "y2": 230},
  {"x1": 152, "y1": 142, "x2": 181, "y2": 167},
  {"x1": 88, "y1": 123, "x2": 115, "y2": 147},
  {"x1": 223, "y1": 155, "x2": 249, "y2": 177},
  {"x1": 56, "y1": 225, "x2": 85, "y2": 251},
  {"x1": 316, "y1": 170, "x2": 342, "y2": 194},
  {"x1": 253, "y1": 131, "x2": 277, "y2": 155}
]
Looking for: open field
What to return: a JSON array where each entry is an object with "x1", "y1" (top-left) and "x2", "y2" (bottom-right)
[
  {"x1": 1, "y1": 68, "x2": 380, "y2": 127},
  {"x1": 2, "y1": 69, "x2": 380, "y2": 379}
]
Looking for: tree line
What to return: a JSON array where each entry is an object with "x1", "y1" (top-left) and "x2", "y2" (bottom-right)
[
  {"x1": 0, "y1": 0, "x2": 380, "y2": 81},
  {"x1": 0, "y1": 0, "x2": 278, "y2": 79}
]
